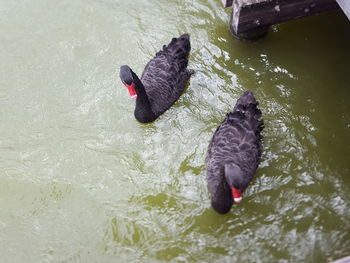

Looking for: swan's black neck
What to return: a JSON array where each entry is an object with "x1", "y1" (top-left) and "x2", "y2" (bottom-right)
[
  {"x1": 131, "y1": 71, "x2": 157, "y2": 123},
  {"x1": 224, "y1": 163, "x2": 243, "y2": 189}
]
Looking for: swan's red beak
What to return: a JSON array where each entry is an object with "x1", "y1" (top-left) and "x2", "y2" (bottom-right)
[
  {"x1": 124, "y1": 82, "x2": 137, "y2": 100},
  {"x1": 232, "y1": 187, "x2": 242, "y2": 203}
]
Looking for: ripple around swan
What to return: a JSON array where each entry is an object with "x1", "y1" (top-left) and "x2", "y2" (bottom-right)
[{"x1": 1, "y1": 0, "x2": 350, "y2": 262}]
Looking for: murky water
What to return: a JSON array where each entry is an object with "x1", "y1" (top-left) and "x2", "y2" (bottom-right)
[{"x1": 1, "y1": 0, "x2": 350, "y2": 262}]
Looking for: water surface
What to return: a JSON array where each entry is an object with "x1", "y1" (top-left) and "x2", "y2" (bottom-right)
[{"x1": 1, "y1": 0, "x2": 350, "y2": 262}]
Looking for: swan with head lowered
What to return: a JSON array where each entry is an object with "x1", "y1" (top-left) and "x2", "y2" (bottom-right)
[
  {"x1": 119, "y1": 34, "x2": 193, "y2": 123},
  {"x1": 206, "y1": 91, "x2": 264, "y2": 214}
]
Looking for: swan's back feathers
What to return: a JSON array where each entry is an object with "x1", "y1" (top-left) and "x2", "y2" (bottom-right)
[{"x1": 140, "y1": 34, "x2": 192, "y2": 116}]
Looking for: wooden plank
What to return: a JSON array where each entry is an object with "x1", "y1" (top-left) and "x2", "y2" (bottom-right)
[
  {"x1": 336, "y1": 0, "x2": 350, "y2": 20},
  {"x1": 221, "y1": 0, "x2": 233, "y2": 7},
  {"x1": 231, "y1": 0, "x2": 340, "y2": 35}
]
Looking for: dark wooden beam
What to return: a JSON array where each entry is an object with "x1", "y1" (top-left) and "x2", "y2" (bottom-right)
[
  {"x1": 230, "y1": 0, "x2": 340, "y2": 40},
  {"x1": 336, "y1": 0, "x2": 350, "y2": 20}
]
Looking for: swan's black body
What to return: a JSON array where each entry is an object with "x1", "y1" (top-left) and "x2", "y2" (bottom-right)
[
  {"x1": 120, "y1": 34, "x2": 193, "y2": 123},
  {"x1": 206, "y1": 91, "x2": 264, "y2": 214}
]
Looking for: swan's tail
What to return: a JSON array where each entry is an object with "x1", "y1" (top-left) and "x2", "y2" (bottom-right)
[
  {"x1": 162, "y1": 34, "x2": 191, "y2": 58},
  {"x1": 228, "y1": 91, "x2": 264, "y2": 134},
  {"x1": 156, "y1": 34, "x2": 191, "y2": 70},
  {"x1": 233, "y1": 91, "x2": 257, "y2": 111}
]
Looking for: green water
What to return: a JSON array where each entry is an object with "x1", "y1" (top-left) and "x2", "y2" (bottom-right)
[{"x1": 1, "y1": 0, "x2": 350, "y2": 262}]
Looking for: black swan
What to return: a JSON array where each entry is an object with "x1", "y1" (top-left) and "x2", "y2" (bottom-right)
[
  {"x1": 205, "y1": 91, "x2": 264, "y2": 214},
  {"x1": 119, "y1": 34, "x2": 193, "y2": 123}
]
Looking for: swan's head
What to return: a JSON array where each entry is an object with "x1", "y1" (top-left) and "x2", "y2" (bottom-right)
[
  {"x1": 224, "y1": 163, "x2": 243, "y2": 203},
  {"x1": 120, "y1": 65, "x2": 137, "y2": 100}
]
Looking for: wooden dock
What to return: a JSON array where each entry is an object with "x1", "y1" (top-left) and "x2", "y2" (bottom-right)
[
  {"x1": 336, "y1": 0, "x2": 350, "y2": 19},
  {"x1": 222, "y1": 0, "x2": 350, "y2": 40}
]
